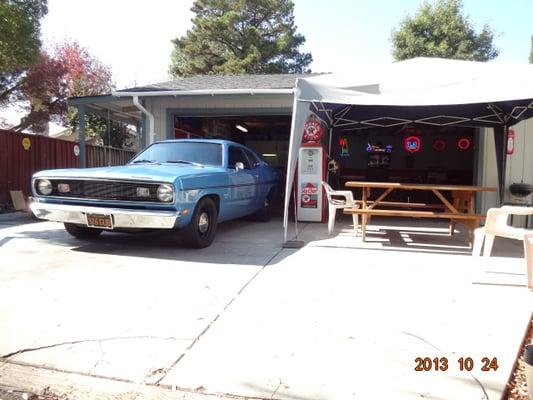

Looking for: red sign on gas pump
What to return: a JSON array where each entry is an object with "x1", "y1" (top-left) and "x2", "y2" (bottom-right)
[{"x1": 507, "y1": 129, "x2": 515, "y2": 155}]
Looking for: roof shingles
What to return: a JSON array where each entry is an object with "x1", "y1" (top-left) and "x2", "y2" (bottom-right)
[{"x1": 118, "y1": 73, "x2": 321, "y2": 92}]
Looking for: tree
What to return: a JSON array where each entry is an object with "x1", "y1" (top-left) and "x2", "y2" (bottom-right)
[
  {"x1": 13, "y1": 42, "x2": 133, "y2": 148},
  {"x1": 390, "y1": 0, "x2": 499, "y2": 62},
  {"x1": 15, "y1": 51, "x2": 68, "y2": 133},
  {"x1": 0, "y1": 0, "x2": 48, "y2": 106},
  {"x1": 14, "y1": 42, "x2": 113, "y2": 132},
  {"x1": 169, "y1": 0, "x2": 312, "y2": 77}
]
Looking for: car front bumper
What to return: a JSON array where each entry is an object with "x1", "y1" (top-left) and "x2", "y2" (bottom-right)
[{"x1": 30, "y1": 201, "x2": 179, "y2": 229}]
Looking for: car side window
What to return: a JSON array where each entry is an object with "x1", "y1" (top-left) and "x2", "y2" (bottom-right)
[
  {"x1": 243, "y1": 149, "x2": 260, "y2": 168},
  {"x1": 228, "y1": 147, "x2": 251, "y2": 169}
]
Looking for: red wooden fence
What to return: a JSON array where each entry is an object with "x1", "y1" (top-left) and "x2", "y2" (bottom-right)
[{"x1": 0, "y1": 129, "x2": 135, "y2": 207}]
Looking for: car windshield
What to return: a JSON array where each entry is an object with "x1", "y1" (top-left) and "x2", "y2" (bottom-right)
[{"x1": 131, "y1": 142, "x2": 223, "y2": 166}]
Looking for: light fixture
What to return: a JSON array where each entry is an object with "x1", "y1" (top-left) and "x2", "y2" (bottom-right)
[
  {"x1": 37, "y1": 179, "x2": 52, "y2": 195},
  {"x1": 136, "y1": 187, "x2": 150, "y2": 197},
  {"x1": 58, "y1": 183, "x2": 71, "y2": 193},
  {"x1": 262, "y1": 153, "x2": 277, "y2": 157},
  {"x1": 157, "y1": 184, "x2": 174, "y2": 202},
  {"x1": 235, "y1": 124, "x2": 248, "y2": 133}
]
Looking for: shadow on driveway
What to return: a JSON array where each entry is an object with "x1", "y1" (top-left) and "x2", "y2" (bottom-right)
[{"x1": 6, "y1": 218, "x2": 296, "y2": 267}]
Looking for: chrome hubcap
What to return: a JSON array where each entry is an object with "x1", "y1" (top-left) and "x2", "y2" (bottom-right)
[{"x1": 198, "y1": 212, "x2": 209, "y2": 233}]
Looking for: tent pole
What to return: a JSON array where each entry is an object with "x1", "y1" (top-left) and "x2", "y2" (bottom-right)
[
  {"x1": 500, "y1": 124, "x2": 509, "y2": 205},
  {"x1": 326, "y1": 127, "x2": 332, "y2": 184},
  {"x1": 282, "y1": 85, "x2": 307, "y2": 248}
]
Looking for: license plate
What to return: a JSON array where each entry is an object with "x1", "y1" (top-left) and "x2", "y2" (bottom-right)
[{"x1": 86, "y1": 213, "x2": 113, "y2": 229}]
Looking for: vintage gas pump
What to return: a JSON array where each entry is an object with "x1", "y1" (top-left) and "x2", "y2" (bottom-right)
[{"x1": 296, "y1": 115, "x2": 328, "y2": 222}]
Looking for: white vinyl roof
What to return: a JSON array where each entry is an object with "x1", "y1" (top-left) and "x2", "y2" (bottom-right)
[{"x1": 296, "y1": 58, "x2": 533, "y2": 106}]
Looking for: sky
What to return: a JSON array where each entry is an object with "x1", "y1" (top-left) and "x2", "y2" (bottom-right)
[
  {"x1": 3, "y1": 0, "x2": 533, "y2": 126},
  {"x1": 39, "y1": 0, "x2": 533, "y2": 88}
]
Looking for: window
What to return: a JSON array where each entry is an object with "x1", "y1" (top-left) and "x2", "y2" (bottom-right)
[
  {"x1": 228, "y1": 147, "x2": 251, "y2": 169},
  {"x1": 131, "y1": 142, "x2": 223, "y2": 166},
  {"x1": 243, "y1": 149, "x2": 260, "y2": 167}
]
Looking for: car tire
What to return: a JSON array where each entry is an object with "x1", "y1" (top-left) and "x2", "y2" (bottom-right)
[
  {"x1": 64, "y1": 223, "x2": 103, "y2": 239},
  {"x1": 182, "y1": 197, "x2": 218, "y2": 248},
  {"x1": 253, "y1": 191, "x2": 272, "y2": 222}
]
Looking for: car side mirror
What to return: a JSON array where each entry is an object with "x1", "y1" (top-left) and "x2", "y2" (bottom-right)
[{"x1": 235, "y1": 162, "x2": 244, "y2": 171}]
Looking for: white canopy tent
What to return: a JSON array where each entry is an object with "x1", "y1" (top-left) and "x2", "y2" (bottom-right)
[{"x1": 283, "y1": 58, "x2": 533, "y2": 244}]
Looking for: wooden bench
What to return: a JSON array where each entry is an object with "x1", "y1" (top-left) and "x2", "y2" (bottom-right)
[
  {"x1": 354, "y1": 200, "x2": 446, "y2": 210},
  {"x1": 343, "y1": 207, "x2": 486, "y2": 243}
]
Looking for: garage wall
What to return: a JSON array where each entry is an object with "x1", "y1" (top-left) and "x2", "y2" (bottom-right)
[{"x1": 144, "y1": 93, "x2": 293, "y2": 142}]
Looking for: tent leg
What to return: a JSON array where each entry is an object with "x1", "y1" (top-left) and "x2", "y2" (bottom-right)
[{"x1": 499, "y1": 124, "x2": 509, "y2": 205}]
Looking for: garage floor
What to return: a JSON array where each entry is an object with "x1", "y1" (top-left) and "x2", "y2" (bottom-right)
[{"x1": 0, "y1": 215, "x2": 531, "y2": 399}]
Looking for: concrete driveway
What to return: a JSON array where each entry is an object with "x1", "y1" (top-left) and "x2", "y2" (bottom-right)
[{"x1": 0, "y1": 215, "x2": 531, "y2": 399}]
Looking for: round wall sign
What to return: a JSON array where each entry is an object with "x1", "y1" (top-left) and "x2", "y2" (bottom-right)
[
  {"x1": 432, "y1": 138, "x2": 447, "y2": 152},
  {"x1": 404, "y1": 136, "x2": 422, "y2": 154},
  {"x1": 302, "y1": 117, "x2": 324, "y2": 142},
  {"x1": 457, "y1": 137, "x2": 472, "y2": 151},
  {"x1": 22, "y1": 137, "x2": 31, "y2": 151},
  {"x1": 73, "y1": 144, "x2": 80, "y2": 157}
]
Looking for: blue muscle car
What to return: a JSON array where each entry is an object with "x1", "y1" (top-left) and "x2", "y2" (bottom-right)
[{"x1": 30, "y1": 139, "x2": 281, "y2": 248}]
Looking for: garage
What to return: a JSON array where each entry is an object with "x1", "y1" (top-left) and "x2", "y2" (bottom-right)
[{"x1": 68, "y1": 60, "x2": 533, "y2": 228}]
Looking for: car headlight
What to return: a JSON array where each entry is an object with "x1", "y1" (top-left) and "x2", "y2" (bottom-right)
[
  {"x1": 37, "y1": 179, "x2": 53, "y2": 195},
  {"x1": 157, "y1": 184, "x2": 174, "y2": 202},
  {"x1": 58, "y1": 183, "x2": 70, "y2": 193}
]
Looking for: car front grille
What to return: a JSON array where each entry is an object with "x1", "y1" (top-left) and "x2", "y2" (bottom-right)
[{"x1": 45, "y1": 179, "x2": 163, "y2": 202}]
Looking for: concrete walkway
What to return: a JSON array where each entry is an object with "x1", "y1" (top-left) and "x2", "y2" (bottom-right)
[{"x1": 0, "y1": 217, "x2": 531, "y2": 399}]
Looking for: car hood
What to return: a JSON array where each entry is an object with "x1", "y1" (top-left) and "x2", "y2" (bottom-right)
[{"x1": 33, "y1": 164, "x2": 225, "y2": 184}]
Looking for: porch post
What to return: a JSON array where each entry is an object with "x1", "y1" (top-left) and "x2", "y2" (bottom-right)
[{"x1": 78, "y1": 105, "x2": 86, "y2": 168}]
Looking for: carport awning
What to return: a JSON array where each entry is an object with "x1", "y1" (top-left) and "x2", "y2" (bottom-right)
[
  {"x1": 68, "y1": 95, "x2": 143, "y2": 125},
  {"x1": 283, "y1": 57, "x2": 533, "y2": 243}
]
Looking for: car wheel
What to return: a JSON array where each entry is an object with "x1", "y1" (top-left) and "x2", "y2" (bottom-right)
[
  {"x1": 64, "y1": 223, "x2": 103, "y2": 239},
  {"x1": 182, "y1": 197, "x2": 218, "y2": 248},
  {"x1": 253, "y1": 191, "x2": 272, "y2": 222}
]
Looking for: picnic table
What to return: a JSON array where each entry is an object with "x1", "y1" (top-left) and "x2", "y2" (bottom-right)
[{"x1": 343, "y1": 181, "x2": 497, "y2": 242}]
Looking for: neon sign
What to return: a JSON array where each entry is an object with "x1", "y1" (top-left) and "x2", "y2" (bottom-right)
[
  {"x1": 339, "y1": 137, "x2": 350, "y2": 157},
  {"x1": 366, "y1": 143, "x2": 392, "y2": 153},
  {"x1": 404, "y1": 136, "x2": 422, "y2": 153},
  {"x1": 457, "y1": 137, "x2": 471, "y2": 151}
]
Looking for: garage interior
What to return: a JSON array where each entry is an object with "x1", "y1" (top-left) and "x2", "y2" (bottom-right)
[
  {"x1": 174, "y1": 114, "x2": 478, "y2": 209},
  {"x1": 174, "y1": 115, "x2": 291, "y2": 173}
]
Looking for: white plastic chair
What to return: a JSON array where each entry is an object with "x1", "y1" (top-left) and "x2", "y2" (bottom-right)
[
  {"x1": 524, "y1": 233, "x2": 533, "y2": 289},
  {"x1": 321, "y1": 181, "x2": 359, "y2": 235},
  {"x1": 472, "y1": 206, "x2": 533, "y2": 257}
]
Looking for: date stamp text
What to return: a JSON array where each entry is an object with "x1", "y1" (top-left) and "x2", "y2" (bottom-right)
[{"x1": 414, "y1": 357, "x2": 498, "y2": 372}]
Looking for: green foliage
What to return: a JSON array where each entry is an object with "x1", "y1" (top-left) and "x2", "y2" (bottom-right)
[
  {"x1": 170, "y1": 0, "x2": 312, "y2": 77},
  {"x1": 0, "y1": 0, "x2": 48, "y2": 105},
  {"x1": 0, "y1": 0, "x2": 47, "y2": 72},
  {"x1": 390, "y1": 0, "x2": 499, "y2": 62},
  {"x1": 68, "y1": 112, "x2": 134, "y2": 149}
]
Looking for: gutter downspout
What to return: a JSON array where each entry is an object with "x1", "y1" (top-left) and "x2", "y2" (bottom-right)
[{"x1": 132, "y1": 96, "x2": 155, "y2": 144}]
